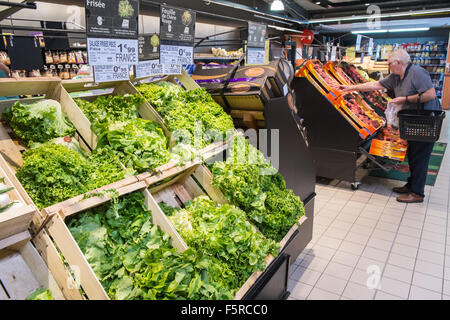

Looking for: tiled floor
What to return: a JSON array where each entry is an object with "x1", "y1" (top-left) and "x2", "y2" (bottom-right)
[{"x1": 288, "y1": 111, "x2": 450, "y2": 300}]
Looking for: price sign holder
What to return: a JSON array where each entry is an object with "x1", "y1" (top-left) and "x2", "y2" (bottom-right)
[
  {"x1": 159, "y1": 4, "x2": 195, "y2": 74},
  {"x1": 135, "y1": 33, "x2": 163, "y2": 78},
  {"x1": 246, "y1": 22, "x2": 266, "y2": 65},
  {"x1": 85, "y1": 0, "x2": 139, "y2": 82}
]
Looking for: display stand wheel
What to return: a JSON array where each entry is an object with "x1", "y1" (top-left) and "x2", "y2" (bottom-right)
[{"x1": 351, "y1": 182, "x2": 361, "y2": 190}]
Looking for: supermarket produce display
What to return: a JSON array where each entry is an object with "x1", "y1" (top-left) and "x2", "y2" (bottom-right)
[{"x1": 0, "y1": 72, "x2": 312, "y2": 300}]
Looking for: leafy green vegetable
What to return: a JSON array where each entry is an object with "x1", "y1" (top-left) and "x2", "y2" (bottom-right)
[
  {"x1": 136, "y1": 82, "x2": 235, "y2": 148},
  {"x1": 68, "y1": 191, "x2": 238, "y2": 300},
  {"x1": 16, "y1": 143, "x2": 125, "y2": 210},
  {"x1": 74, "y1": 94, "x2": 143, "y2": 135},
  {"x1": 166, "y1": 196, "x2": 279, "y2": 284},
  {"x1": 96, "y1": 118, "x2": 172, "y2": 174},
  {"x1": 3, "y1": 99, "x2": 76, "y2": 146},
  {"x1": 26, "y1": 288, "x2": 53, "y2": 300},
  {"x1": 211, "y1": 137, "x2": 305, "y2": 242}
]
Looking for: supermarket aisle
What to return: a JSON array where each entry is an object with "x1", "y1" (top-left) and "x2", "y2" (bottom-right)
[{"x1": 288, "y1": 111, "x2": 450, "y2": 300}]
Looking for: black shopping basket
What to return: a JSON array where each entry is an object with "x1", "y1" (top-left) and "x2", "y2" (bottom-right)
[{"x1": 398, "y1": 93, "x2": 446, "y2": 142}]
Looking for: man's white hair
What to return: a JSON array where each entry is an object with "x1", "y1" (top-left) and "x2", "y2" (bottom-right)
[{"x1": 389, "y1": 48, "x2": 411, "y2": 65}]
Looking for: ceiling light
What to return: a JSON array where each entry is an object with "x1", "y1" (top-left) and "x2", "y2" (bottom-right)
[
  {"x1": 309, "y1": 8, "x2": 450, "y2": 23},
  {"x1": 271, "y1": 0, "x2": 284, "y2": 11},
  {"x1": 351, "y1": 29, "x2": 388, "y2": 34},
  {"x1": 389, "y1": 27, "x2": 430, "y2": 32}
]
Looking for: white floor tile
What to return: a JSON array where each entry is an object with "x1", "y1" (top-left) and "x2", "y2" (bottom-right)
[
  {"x1": 331, "y1": 251, "x2": 360, "y2": 268},
  {"x1": 315, "y1": 273, "x2": 348, "y2": 295},
  {"x1": 419, "y1": 239, "x2": 446, "y2": 254},
  {"x1": 339, "y1": 240, "x2": 365, "y2": 256},
  {"x1": 444, "y1": 280, "x2": 450, "y2": 296},
  {"x1": 345, "y1": 232, "x2": 370, "y2": 245},
  {"x1": 342, "y1": 282, "x2": 376, "y2": 300},
  {"x1": 323, "y1": 261, "x2": 354, "y2": 281},
  {"x1": 388, "y1": 253, "x2": 416, "y2": 271},
  {"x1": 290, "y1": 266, "x2": 322, "y2": 286},
  {"x1": 366, "y1": 237, "x2": 393, "y2": 252},
  {"x1": 409, "y1": 285, "x2": 442, "y2": 300},
  {"x1": 391, "y1": 242, "x2": 419, "y2": 258},
  {"x1": 307, "y1": 287, "x2": 340, "y2": 300},
  {"x1": 417, "y1": 249, "x2": 445, "y2": 266},
  {"x1": 356, "y1": 256, "x2": 386, "y2": 273},
  {"x1": 383, "y1": 264, "x2": 413, "y2": 284},
  {"x1": 378, "y1": 276, "x2": 411, "y2": 299},
  {"x1": 361, "y1": 246, "x2": 389, "y2": 263},
  {"x1": 395, "y1": 234, "x2": 421, "y2": 248},
  {"x1": 309, "y1": 244, "x2": 337, "y2": 260},
  {"x1": 412, "y1": 272, "x2": 444, "y2": 293},
  {"x1": 300, "y1": 255, "x2": 330, "y2": 273},
  {"x1": 375, "y1": 291, "x2": 402, "y2": 300},
  {"x1": 414, "y1": 259, "x2": 444, "y2": 279},
  {"x1": 289, "y1": 281, "x2": 313, "y2": 300}
]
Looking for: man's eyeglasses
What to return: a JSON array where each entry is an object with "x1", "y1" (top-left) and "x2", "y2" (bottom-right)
[{"x1": 388, "y1": 60, "x2": 399, "y2": 67}]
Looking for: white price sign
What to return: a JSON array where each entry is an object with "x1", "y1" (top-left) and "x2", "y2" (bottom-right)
[
  {"x1": 163, "y1": 64, "x2": 182, "y2": 75},
  {"x1": 87, "y1": 38, "x2": 138, "y2": 66},
  {"x1": 135, "y1": 59, "x2": 163, "y2": 78},
  {"x1": 368, "y1": 38, "x2": 374, "y2": 56},
  {"x1": 160, "y1": 44, "x2": 193, "y2": 65},
  {"x1": 247, "y1": 47, "x2": 265, "y2": 65},
  {"x1": 93, "y1": 65, "x2": 130, "y2": 83},
  {"x1": 355, "y1": 35, "x2": 362, "y2": 52},
  {"x1": 330, "y1": 46, "x2": 337, "y2": 61}
]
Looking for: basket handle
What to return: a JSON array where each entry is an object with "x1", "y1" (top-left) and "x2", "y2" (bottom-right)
[{"x1": 416, "y1": 92, "x2": 424, "y2": 112}]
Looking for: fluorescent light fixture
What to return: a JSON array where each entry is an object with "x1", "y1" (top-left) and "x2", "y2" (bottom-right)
[
  {"x1": 351, "y1": 27, "x2": 430, "y2": 34},
  {"x1": 271, "y1": 0, "x2": 284, "y2": 11},
  {"x1": 352, "y1": 29, "x2": 388, "y2": 34},
  {"x1": 268, "y1": 24, "x2": 303, "y2": 33},
  {"x1": 309, "y1": 8, "x2": 450, "y2": 23},
  {"x1": 389, "y1": 27, "x2": 430, "y2": 32}
]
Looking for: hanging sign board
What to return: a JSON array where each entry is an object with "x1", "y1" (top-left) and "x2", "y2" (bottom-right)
[
  {"x1": 159, "y1": 5, "x2": 195, "y2": 73},
  {"x1": 381, "y1": 46, "x2": 387, "y2": 60},
  {"x1": 246, "y1": 22, "x2": 266, "y2": 65},
  {"x1": 135, "y1": 33, "x2": 163, "y2": 78},
  {"x1": 85, "y1": 0, "x2": 139, "y2": 82},
  {"x1": 375, "y1": 44, "x2": 381, "y2": 60},
  {"x1": 85, "y1": 0, "x2": 139, "y2": 39},
  {"x1": 355, "y1": 34, "x2": 362, "y2": 52},
  {"x1": 368, "y1": 38, "x2": 374, "y2": 56},
  {"x1": 330, "y1": 46, "x2": 337, "y2": 61}
]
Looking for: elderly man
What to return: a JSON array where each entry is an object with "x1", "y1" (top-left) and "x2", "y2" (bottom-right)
[{"x1": 341, "y1": 48, "x2": 441, "y2": 203}]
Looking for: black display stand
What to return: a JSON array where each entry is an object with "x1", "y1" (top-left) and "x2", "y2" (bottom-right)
[{"x1": 293, "y1": 77, "x2": 386, "y2": 189}]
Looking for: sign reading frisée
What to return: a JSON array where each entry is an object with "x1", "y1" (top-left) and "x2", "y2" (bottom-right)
[{"x1": 85, "y1": 0, "x2": 139, "y2": 39}]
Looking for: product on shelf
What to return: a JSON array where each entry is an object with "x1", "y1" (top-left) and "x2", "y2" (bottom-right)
[
  {"x1": 0, "y1": 51, "x2": 11, "y2": 65},
  {"x1": 211, "y1": 47, "x2": 243, "y2": 58}
]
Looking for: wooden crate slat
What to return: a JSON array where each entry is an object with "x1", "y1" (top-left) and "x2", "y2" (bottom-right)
[
  {"x1": 32, "y1": 229, "x2": 84, "y2": 300},
  {"x1": 0, "y1": 230, "x2": 30, "y2": 252},
  {"x1": 143, "y1": 189, "x2": 188, "y2": 252},
  {"x1": 182, "y1": 177, "x2": 204, "y2": 199},
  {"x1": 0, "y1": 123, "x2": 23, "y2": 172},
  {"x1": 19, "y1": 242, "x2": 65, "y2": 300},
  {"x1": 0, "y1": 205, "x2": 35, "y2": 241},
  {"x1": 0, "y1": 77, "x2": 61, "y2": 97},
  {"x1": 192, "y1": 165, "x2": 228, "y2": 204},
  {"x1": 60, "y1": 181, "x2": 147, "y2": 218},
  {"x1": 172, "y1": 184, "x2": 192, "y2": 203},
  {"x1": 45, "y1": 213, "x2": 109, "y2": 300},
  {"x1": 43, "y1": 175, "x2": 138, "y2": 216}
]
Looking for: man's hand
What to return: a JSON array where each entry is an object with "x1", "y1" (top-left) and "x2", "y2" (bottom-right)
[
  {"x1": 340, "y1": 85, "x2": 353, "y2": 92},
  {"x1": 391, "y1": 96, "x2": 406, "y2": 105}
]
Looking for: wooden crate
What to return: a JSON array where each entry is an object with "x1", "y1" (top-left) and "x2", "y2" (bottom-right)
[
  {"x1": 145, "y1": 162, "x2": 307, "y2": 300},
  {"x1": 40, "y1": 159, "x2": 297, "y2": 300},
  {"x1": 37, "y1": 178, "x2": 188, "y2": 300},
  {"x1": 0, "y1": 151, "x2": 64, "y2": 300}
]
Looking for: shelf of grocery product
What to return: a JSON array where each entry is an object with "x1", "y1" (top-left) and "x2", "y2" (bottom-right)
[
  {"x1": 293, "y1": 60, "x2": 406, "y2": 187},
  {"x1": 407, "y1": 50, "x2": 447, "y2": 53},
  {"x1": 420, "y1": 64, "x2": 446, "y2": 67}
]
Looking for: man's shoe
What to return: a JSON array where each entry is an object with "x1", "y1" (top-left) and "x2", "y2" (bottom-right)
[
  {"x1": 393, "y1": 186, "x2": 410, "y2": 194},
  {"x1": 396, "y1": 193, "x2": 424, "y2": 203}
]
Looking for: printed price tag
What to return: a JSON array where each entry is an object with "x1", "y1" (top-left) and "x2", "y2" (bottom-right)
[
  {"x1": 355, "y1": 35, "x2": 362, "y2": 52},
  {"x1": 246, "y1": 47, "x2": 265, "y2": 65},
  {"x1": 87, "y1": 37, "x2": 138, "y2": 66},
  {"x1": 160, "y1": 44, "x2": 193, "y2": 65},
  {"x1": 331, "y1": 46, "x2": 337, "y2": 61},
  {"x1": 93, "y1": 64, "x2": 129, "y2": 82},
  {"x1": 135, "y1": 59, "x2": 163, "y2": 78},
  {"x1": 163, "y1": 64, "x2": 182, "y2": 75}
]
